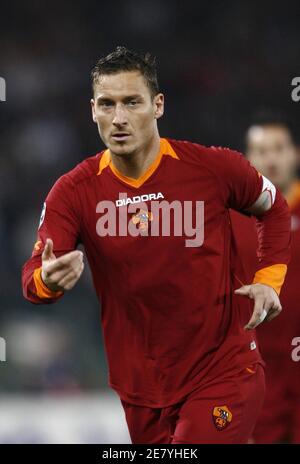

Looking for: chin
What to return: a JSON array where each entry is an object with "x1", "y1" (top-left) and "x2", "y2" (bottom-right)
[{"x1": 110, "y1": 141, "x2": 135, "y2": 156}]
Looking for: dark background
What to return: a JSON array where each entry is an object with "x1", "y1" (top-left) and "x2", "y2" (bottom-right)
[{"x1": 1, "y1": 0, "x2": 300, "y2": 393}]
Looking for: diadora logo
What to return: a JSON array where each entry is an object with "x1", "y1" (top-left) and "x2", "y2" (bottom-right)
[{"x1": 116, "y1": 192, "x2": 164, "y2": 207}]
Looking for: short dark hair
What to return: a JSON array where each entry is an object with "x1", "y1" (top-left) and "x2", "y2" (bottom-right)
[
  {"x1": 245, "y1": 108, "x2": 297, "y2": 146},
  {"x1": 91, "y1": 46, "x2": 159, "y2": 99}
]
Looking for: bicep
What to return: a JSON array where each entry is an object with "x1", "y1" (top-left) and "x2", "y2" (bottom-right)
[
  {"x1": 210, "y1": 146, "x2": 263, "y2": 212},
  {"x1": 243, "y1": 175, "x2": 276, "y2": 216}
]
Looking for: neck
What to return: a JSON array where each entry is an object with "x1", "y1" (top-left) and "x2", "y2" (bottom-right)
[{"x1": 110, "y1": 131, "x2": 161, "y2": 179}]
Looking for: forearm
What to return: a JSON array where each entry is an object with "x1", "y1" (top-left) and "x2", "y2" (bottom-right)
[
  {"x1": 22, "y1": 256, "x2": 63, "y2": 304},
  {"x1": 252, "y1": 188, "x2": 291, "y2": 295}
]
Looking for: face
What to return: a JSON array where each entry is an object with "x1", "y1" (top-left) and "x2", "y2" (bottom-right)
[
  {"x1": 91, "y1": 71, "x2": 164, "y2": 156},
  {"x1": 246, "y1": 124, "x2": 298, "y2": 191}
]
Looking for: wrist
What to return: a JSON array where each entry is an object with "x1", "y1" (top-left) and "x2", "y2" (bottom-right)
[{"x1": 33, "y1": 267, "x2": 63, "y2": 299}]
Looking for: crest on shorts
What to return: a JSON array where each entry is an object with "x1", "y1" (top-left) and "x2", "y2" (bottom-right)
[
  {"x1": 212, "y1": 405, "x2": 233, "y2": 431},
  {"x1": 131, "y1": 209, "x2": 153, "y2": 234}
]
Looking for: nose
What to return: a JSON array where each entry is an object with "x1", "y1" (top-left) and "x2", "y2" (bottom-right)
[{"x1": 112, "y1": 103, "x2": 127, "y2": 126}]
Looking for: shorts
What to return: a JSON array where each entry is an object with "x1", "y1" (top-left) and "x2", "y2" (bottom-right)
[{"x1": 120, "y1": 363, "x2": 265, "y2": 444}]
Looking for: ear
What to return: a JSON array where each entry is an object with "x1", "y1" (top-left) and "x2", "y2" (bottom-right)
[
  {"x1": 91, "y1": 99, "x2": 97, "y2": 123},
  {"x1": 154, "y1": 93, "x2": 164, "y2": 120}
]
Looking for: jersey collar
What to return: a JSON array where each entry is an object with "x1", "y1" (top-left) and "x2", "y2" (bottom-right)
[{"x1": 97, "y1": 137, "x2": 179, "y2": 188}]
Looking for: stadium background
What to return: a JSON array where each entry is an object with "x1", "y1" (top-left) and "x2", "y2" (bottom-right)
[{"x1": 0, "y1": 0, "x2": 300, "y2": 443}]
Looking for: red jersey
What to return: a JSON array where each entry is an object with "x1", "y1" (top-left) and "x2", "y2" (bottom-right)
[{"x1": 22, "y1": 138, "x2": 291, "y2": 407}]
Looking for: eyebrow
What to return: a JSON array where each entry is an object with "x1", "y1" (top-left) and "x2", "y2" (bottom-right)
[{"x1": 96, "y1": 94, "x2": 143, "y2": 103}]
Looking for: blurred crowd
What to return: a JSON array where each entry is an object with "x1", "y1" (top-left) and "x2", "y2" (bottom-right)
[{"x1": 0, "y1": 0, "x2": 300, "y2": 393}]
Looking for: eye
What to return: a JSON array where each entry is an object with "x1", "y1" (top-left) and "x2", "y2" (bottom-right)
[
  {"x1": 99, "y1": 100, "x2": 113, "y2": 108},
  {"x1": 127, "y1": 100, "x2": 138, "y2": 106}
]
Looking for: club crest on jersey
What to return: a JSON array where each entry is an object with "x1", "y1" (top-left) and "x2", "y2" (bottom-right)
[
  {"x1": 38, "y1": 202, "x2": 46, "y2": 229},
  {"x1": 131, "y1": 209, "x2": 153, "y2": 234},
  {"x1": 212, "y1": 405, "x2": 233, "y2": 431}
]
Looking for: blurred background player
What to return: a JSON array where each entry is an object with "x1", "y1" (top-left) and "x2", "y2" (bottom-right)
[{"x1": 230, "y1": 111, "x2": 300, "y2": 443}]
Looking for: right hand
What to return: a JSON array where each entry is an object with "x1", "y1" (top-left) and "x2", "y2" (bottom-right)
[{"x1": 41, "y1": 238, "x2": 84, "y2": 292}]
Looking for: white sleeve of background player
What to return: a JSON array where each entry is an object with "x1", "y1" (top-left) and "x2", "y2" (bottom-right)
[{"x1": 245, "y1": 175, "x2": 276, "y2": 215}]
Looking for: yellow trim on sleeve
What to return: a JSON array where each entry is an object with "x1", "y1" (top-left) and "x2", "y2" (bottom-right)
[
  {"x1": 252, "y1": 264, "x2": 287, "y2": 295},
  {"x1": 33, "y1": 267, "x2": 63, "y2": 299}
]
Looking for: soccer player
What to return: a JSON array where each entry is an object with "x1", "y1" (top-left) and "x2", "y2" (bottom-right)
[
  {"x1": 230, "y1": 113, "x2": 300, "y2": 443},
  {"x1": 22, "y1": 47, "x2": 291, "y2": 444}
]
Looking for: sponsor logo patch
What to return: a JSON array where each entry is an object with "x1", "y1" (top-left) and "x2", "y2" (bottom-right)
[{"x1": 116, "y1": 192, "x2": 164, "y2": 207}]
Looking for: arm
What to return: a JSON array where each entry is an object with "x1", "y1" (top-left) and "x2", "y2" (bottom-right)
[
  {"x1": 211, "y1": 146, "x2": 291, "y2": 329},
  {"x1": 22, "y1": 174, "x2": 83, "y2": 304},
  {"x1": 235, "y1": 181, "x2": 291, "y2": 329}
]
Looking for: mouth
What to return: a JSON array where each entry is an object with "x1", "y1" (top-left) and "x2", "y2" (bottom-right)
[{"x1": 111, "y1": 133, "x2": 131, "y2": 142}]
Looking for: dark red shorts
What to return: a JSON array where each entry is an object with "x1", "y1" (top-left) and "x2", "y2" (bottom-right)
[{"x1": 120, "y1": 363, "x2": 265, "y2": 444}]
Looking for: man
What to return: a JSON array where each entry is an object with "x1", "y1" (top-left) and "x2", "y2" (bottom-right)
[
  {"x1": 22, "y1": 47, "x2": 291, "y2": 444},
  {"x1": 230, "y1": 114, "x2": 300, "y2": 443}
]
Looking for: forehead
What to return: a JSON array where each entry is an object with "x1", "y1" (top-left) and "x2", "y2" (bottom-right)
[
  {"x1": 247, "y1": 124, "x2": 292, "y2": 146},
  {"x1": 93, "y1": 71, "x2": 149, "y2": 99}
]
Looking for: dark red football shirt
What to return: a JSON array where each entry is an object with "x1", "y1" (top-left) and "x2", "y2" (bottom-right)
[{"x1": 22, "y1": 138, "x2": 291, "y2": 407}]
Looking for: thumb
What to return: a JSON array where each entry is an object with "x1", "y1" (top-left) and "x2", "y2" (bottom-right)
[
  {"x1": 42, "y1": 238, "x2": 54, "y2": 261},
  {"x1": 234, "y1": 285, "x2": 251, "y2": 296}
]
